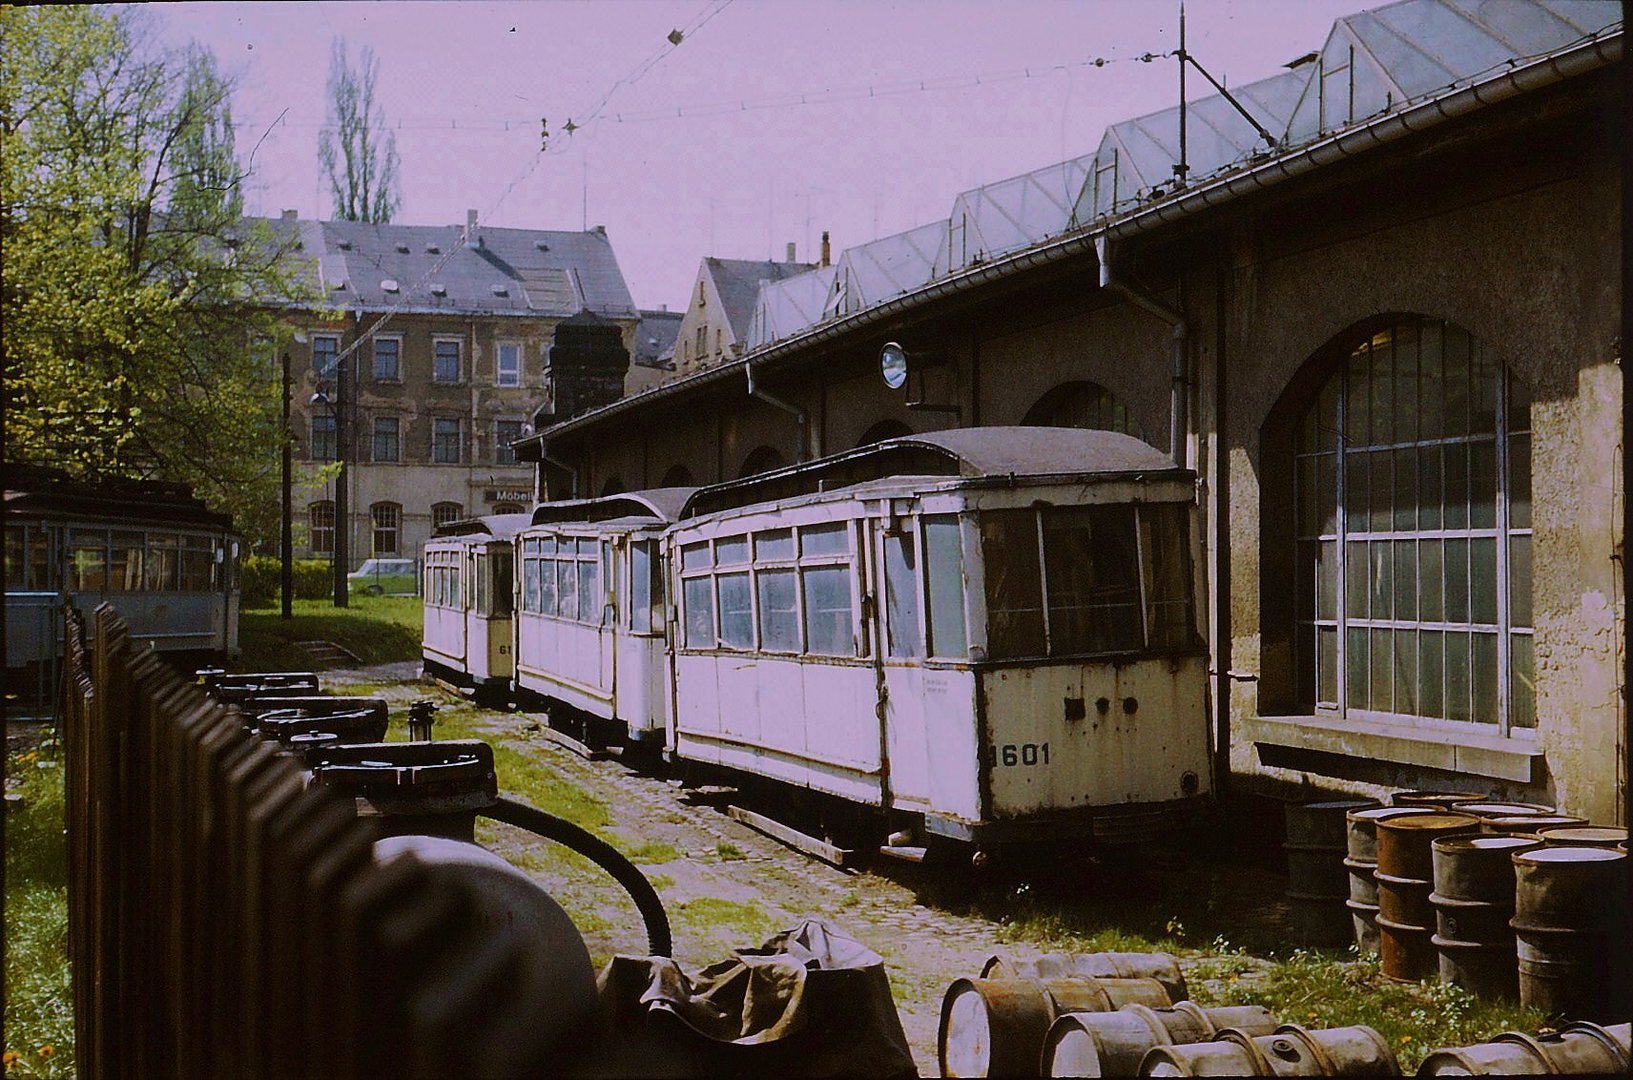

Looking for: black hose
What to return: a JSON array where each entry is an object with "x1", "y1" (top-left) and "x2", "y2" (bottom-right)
[{"x1": 483, "y1": 795, "x2": 673, "y2": 958}]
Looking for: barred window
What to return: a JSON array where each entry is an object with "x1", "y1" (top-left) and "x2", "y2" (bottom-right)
[
  {"x1": 311, "y1": 333, "x2": 339, "y2": 377},
  {"x1": 309, "y1": 501, "x2": 335, "y2": 555},
  {"x1": 371, "y1": 502, "x2": 401, "y2": 555},
  {"x1": 310, "y1": 414, "x2": 336, "y2": 461},
  {"x1": 432, "y1": 502, "x2": 464, "y2": 530}
]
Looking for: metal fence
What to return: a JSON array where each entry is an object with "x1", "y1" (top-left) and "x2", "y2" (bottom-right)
[{"x1": 59, "y1": 604, "x2": 561, "y2": 1079}]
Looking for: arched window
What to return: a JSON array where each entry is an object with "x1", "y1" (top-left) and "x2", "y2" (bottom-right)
[
  {"x1": 600, "y1": 477, "x2": 626, "y2": 497},
  {"x1": 1022, "y1": 381, "x2": 1145, "y2": 440},
  {"x1": 1290, "y1": 316, "x2": 1532, "y2": 733},
  {"x1": 432, "y1": 502, "x2": 464, "y2": 530},
  {"x1": 739, "y1": 446, "x2": 786, "y2": 478},
  {"x1": 856, "y1": 419, "x2": 913, "y2": 448},
  {"x1": 309, "y1": 501, "x2": 335, "y2": 556},
  {"x1": 660, "y1": 464, "x2": 695, "y2": 488},
  {"x1": 370, "y1": 502, "x2": 402, "y2": 555},
  {"x1": 492, "y1": 502, "x2": 525, "y2": 515}
]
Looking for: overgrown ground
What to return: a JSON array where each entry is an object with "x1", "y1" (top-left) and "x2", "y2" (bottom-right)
[
  {"x1": 234, "y1": 595, "x2": 421, "y2": 670},
  {"x1": 2, "y1": 664, "x2": 1552, "y2": 1076}
]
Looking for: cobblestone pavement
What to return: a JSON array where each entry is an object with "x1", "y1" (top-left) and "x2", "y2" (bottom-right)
[{"x1": 329, "y1": 666, "x2": 1285, "y2": 1077}]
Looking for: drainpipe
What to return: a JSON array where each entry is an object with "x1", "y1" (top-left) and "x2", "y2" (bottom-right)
[
  {"x1": 538, "y1": 443, "x2": 580, "y2": 500},
  {"x1": 1095, "y1": 235, "x2": 1188, "y2": 468},
  {"x1": 746, "y1": 362, "x2": 817, "y2": 461}
]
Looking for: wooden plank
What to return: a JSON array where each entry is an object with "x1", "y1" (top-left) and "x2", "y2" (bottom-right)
[
  {"x1": 533, "y1": 722, "x2": 608, "y2": 761},
  {"x1": 725, "y1": 805, "x2": 857, "y2": 868},
  {"x1": 876, "y1": 844, "x2": 928, "y2": 864}
]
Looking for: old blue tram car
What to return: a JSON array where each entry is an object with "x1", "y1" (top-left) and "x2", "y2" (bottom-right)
[
  {"x1": 5, "y1": 465, "x2": 241, "y2": 687},
  {"x1": 664, "y1": 428, "x2": 1211, "y2": 850}
]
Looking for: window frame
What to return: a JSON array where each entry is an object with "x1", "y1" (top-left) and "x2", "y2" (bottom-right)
[
  {"x1": 495, "y1": 340, "x2": 522, "y2": 388},
  {"x1": 370, "y1": 502, "x2": 402, "y2": 556},
  {"x1": 310, "y1": 413, "x2": 337, "y2": 462},
  {"x1": 431, "y1": 502, "x2": 464, "y2": 531},
  {"x1": 372, "y1": 334, "x2": 403, "y2": 382},
  {"x1": 494, "y1": 418, "x2": 525, "y2": 466},
  {"x1": 371, "y1": 415, "x2": 400, "y2": 463},
  {"x1": 310, "y1": 332, "x2": 340, "y2": 378},
  {"x1": 432, "y1": 416, "x2": 463, "y2": 464},
  {"x1": 309, "y1": 501, "x2": 335, "y2": 556},
  {"x1": 432, "y1": 335, "x2": 463, "y2": 384}
]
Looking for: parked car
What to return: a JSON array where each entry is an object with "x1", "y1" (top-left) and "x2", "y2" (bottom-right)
[{"x1": 348, "y1": 558, "x2": 418, "y2": 596}]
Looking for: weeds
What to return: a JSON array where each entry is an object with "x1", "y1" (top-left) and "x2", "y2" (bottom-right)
[
  {"x1": 5, "y1": 744, "x2": 75, "y2": 1077},
  {"x1": 715, "y1": 841, "x2": 747, "y2": 861}
]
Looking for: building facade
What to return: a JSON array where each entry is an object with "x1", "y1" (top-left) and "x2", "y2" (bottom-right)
[
  {"x1": 520, "y1": 1, "x2": 1625, "y2": 824},
  {"x1": 671, "y1": 254, "x2": 817, "y2": 378},
  {"x1": 265, "y1": 210, "x2": 638, "y2": 570}
]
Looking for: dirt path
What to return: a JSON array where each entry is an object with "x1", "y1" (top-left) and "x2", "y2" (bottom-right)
[{"x1": 329, "y1": 668, "x2": 1285, "y2": 1076}]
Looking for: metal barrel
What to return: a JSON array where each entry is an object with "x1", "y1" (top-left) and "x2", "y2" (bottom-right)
[
  {"x1": 1417, "y1": 1022, "x2": 1632, "y2": 1075},
  {"x1": 1345, "y1": 899, "x2": 1381, "y2": 956},
  {"x1": 1044, "y1": 1003, "x2": 1279, "y2": 1078},
  {"x1": 1374, "y1": 812, "x2": 1481, "y2": 982},
  {"x1": 1449, "y1": 802, "x2": 1557, "y2": 820},
  {"x1": 1344, "y1": 858, "x2": 1379, "y2": 904},
  {"x1": 1347, "y1": 807, "x2": 1435, "y2": 863},
  {"x1": 1286, "y1": 802, "x2": 1375, "y2": 948},
  {"x1": 1429, "y1": 835, "x2": 1539, "y2": 996},
  {"x1": 1432, "y1": 836, "x2": 1541, "y2": 901},
  {"x1": 1480, "y1": 814, "x2": 1585, "y2": 836},
  {"x1": 1138, "y1": 1024, "x2": 1400, "y2": 1077},
  {"x1": 1511, "y1": 846, "x2": 1630, "y2": 1020},
  {"x1": 1377, "y1": 814, "x2": 1481, "y2": 883},
  {"x1": 1392, "y1": 791, "x2": 1487, "y2": 810},
  {"x1": 981, "y1": 952, "x2": 1189, "y2": 1004},
  {"x1": 1537, "y1": 826, "x2": 1628, "y2": 849},
  {"x1": 940, "y1": 975, "x2": 1174, "y2": 1077}
]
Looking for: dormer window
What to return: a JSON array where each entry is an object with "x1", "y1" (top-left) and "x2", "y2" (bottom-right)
[
  {"x1": 381, "y1": 279, "x2": 400, "y2": 293},
  {"x1": 491, "y1": 284, "x2": 509, "y2": 297},
  {"x1": 395, "y1": 243, "x2": 411, "y2": 254},
  {"x1": 430, "y1": 283, "x2": 447, "y2": 297},
  {"x1": 337, "y1": 240, "x2": 353, "y2": 251},
  {"x1": 425, "y1": 243, "x2": 440, "y2": 254}
]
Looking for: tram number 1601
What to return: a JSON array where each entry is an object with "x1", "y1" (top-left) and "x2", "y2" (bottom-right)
[{"x1": 995, "y1": 742, "x2": 1051, "y2": 767}]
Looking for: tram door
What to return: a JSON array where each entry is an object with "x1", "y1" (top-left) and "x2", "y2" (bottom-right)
[{"x1": 872, "y1": 515, "x2": 932, "y2": 809}]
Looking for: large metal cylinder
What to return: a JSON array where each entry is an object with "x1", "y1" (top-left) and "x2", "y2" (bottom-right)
[
  {"x1": 1344, "y1": 808, "x2": 1434, "y2": 956},
  {"x1": 1511, "y1": 846, "x2": 1630, "y2": 1020},
  {"x1": 1480, "y1": 814, "x2": 1584, "y2": 836},
  {"x1": 940, "y1": 975, "x2": 1173, "y2": 1077},
  {"x1": 1537, "y1": 825, "x2": 1628, "y2": 849},
  {"x1": 1449, "y1": 802, "x2": 1556, "y2": 820},
  {"x1": 1043, "y1": 1003, "x2": 1279, "y2": 1078},
  {"x1": 1138, "y1": 1024, "x2": 1400, "y2": 1077},
  {"x1": 1417, "y1": 1022, "x2": 1632, "y2": 1075},
  {"x1": 1286, "y1": 801, "x2": 1376, "y2": 948},
  {"x1": 1375, "y1": 813, "x2": 1479, "y2": 981},
  {"x1": 981, "y1": 952, "x2": 1189, "y2": 1005},
  {"x1": 1392, "y1": 791, "x2": 1486, "y2": 810},
  {"x1": 1428, "y1": 835, "x2": 1538, "y2": 998}
]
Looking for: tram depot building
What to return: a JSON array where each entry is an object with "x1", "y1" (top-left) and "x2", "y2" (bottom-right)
[{"x1": 516, "y1": 1, "x2": 1626, "y2": 827}]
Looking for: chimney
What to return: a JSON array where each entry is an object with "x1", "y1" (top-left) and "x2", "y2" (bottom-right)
[
  {"x1": 465, "y1": 209, "x2": 481, "y2": 249},
  {"x1": 282, "y1": 209, "x2": 299, "y2": 222},
  {"x1": 786, "y1": 242, "x2": 797, "y2": 262},
  {"x1": 820, "y1": 231, "x2": 831, "y2": 268}
]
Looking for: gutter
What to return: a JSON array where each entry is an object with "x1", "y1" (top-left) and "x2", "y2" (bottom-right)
[{"x1": 521, "y1": 27, "x2": 1621, "y2": 450}]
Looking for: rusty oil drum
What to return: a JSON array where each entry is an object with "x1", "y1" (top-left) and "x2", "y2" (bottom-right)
[
  {"x1": 1449, "y1": 801, "x2": 1556, "y2": 820},
  {"x1": 1510, "y1": 846, "x2": 1630, "y2": 1021},
  {"x1": 1417, "y1": 1021, "x2": 1631, "y2": 1075},
  {"x1": 1428, "y1": 835, "x2": 1539, "y2": 999},
  {"x1": 1136, "y1": 1023, "x2": 1400, "y2": 1076},
  {"x1": 1286, "y1": 801, "x2": 1379, "y2": 948},
  {"x1": 1374, "y1": 813, "x2": 1479, "y2": 981},
  {"x1": 1344, "y1": 807, "x2": 1434, "y2": 956},
  {"x1": 1041, "y1": 1003, "x2": 1278, "y2": 1078},
  {"x1": 1392, "y1": 790, "x2": 1486, "y2": 810},
  {"x1": 1537, "y1": 825, "x2": 1628, "y2": 850},
  {"x1": 939, "y1": 974, "x2": 1173, "y2": 1077},
  {"x1": 981, "y1": 951, "x2": 1189, "y2": 1004},
  {"x1": 1479, "y1": 814, "x2": 1585, "y2": 836}
]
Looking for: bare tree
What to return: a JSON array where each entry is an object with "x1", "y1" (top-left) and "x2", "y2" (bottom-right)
[{"x1": 318, "y1": 38, "x2": 399, "y2": 223}]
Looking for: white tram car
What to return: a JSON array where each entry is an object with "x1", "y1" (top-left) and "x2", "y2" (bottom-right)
[
  {"x1": 421, "y1": 512, "x2": 531, "y2": 698},
  {"x1": 512, "y1": 490, "x2": 696, "y2": 748},
  {"x1": 664, "y1": 428, "x2": 1211, "y2": 847}
]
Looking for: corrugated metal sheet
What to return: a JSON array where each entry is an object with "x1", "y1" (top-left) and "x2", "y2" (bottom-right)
[
  {"x1": 830, "y1": 221, "x2": 947, "y2": 316},
  {"x1": 1286, "y1": 0, "x2": 1616, "y2": 143},
  {"x1": 936, "y1": 153, "x2": 1097, "y2": 277},
  {"x1": 747, "y1": 265, "x2": 838, "y2": 349}
]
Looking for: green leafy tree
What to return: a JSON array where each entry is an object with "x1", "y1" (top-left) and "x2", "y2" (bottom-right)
[
  {"x1": 318, "y1": 38, "x2": 401, "y2": 223},
  {"x1": 1, "y1": 6, "x2": 315, "y2": 548}
]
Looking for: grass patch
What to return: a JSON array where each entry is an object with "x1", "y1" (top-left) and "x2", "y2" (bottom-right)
[
  {"x1": 5, "y1": 742, "x2": 75, "y2": 1077},
  {"x1": 674, "y1": 898, "x2": 777, "y2": 944},
  {"x1": 715, "y1": 841, "x2": 747, "y2": 861},
  {"x1": 236, "y1": 596, "x2": 422, "y2": 670},
  {"x1": 1193, "y1": 947, "x2": 1548, "y2": 1072},
  {"x1": 622, "y1": 839, "x2": 683, "y2": 865}
]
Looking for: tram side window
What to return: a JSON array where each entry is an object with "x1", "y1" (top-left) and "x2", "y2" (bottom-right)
[
  {"x1": 1042, "y1": 506, "x2": 1142, "y2": 654},
  {"x1": 475, "y1": 553, "x2": 490, "y2": 614},
  {"x1": 538, "y1": 537, "x2": 556, "y2": 614},
  {"x1": 110, "y1": 531, "x2": 145, "y2": 590},
  {"x1": 70, "y1": 530, "x2": 108, "y2": 592},
  {"x1": 8, "y1": 525, "x2": 56, "y2": 591},
  {"x1": 3, "y1": 528, "x2": 20, "y2": 588},
  {"x1": 557, "y1": 544, "x2": 579, "y2": 620},
  {"x1": 924, "y1": 516, "x2": 967, "y2": 658},
  {"x1": 629, "y1": 540, "x2": 663, "y2": 633},
  {"x1": 1141, "y1": 504, "x2": 1194, "y2": 648},
  {"x1": 577, "y1": 539, "x2": 600, "y2": 623},
  {"x1": 681, "y1": 541, "x2": 715, "y2": 647},
  {"x1": 181, "y1": 536, "x2": 214, "y2": 591},
  {"x1": 884, "y1": 530, "x2": 922, "y2": 658},
  {"x1": 147, "y1": 535, "x2": 179, "y2": 590},
  {"x1": 980, "y1": 511, "x2": 1046, "y2": 658},
  {"x1": 491, "y1": 550, "x2": 514, "y2": 617}
]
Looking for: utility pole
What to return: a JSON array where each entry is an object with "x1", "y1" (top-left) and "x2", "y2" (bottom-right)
[
  {"x1": 332, "y1": 347, "x2": 350, "y2": 608},
  {"x1": 281, "y1": 352, "x2": 293, "y2": 619}
]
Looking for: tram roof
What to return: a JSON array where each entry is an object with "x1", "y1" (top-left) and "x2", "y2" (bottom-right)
[
  {"x1": 528, "y1": 487, "x2": 699, "y2": 527},
  {"x1": 432, "y1": 513, "x2": 533, "y2": 540},
  {"x1": 683, "y1": 427, "x2": 1190, "y2": 518},
  {"x1": 4, "y1": 464, "x2": 235, "y2": 532}
]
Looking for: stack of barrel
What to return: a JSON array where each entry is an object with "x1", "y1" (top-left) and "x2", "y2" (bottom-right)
[
  {"x1": 1375, "y1": 809, "x2": 1481, "y2": 981},
  {"x1": 937, "y1": 951, "x2": 1403, "y2": 1077},
  {"x1": 1284, "y1": 799, "x2": 1380, "y2": 948},
  {"x1": 1419, "y1": 1021, "x2": 1630, "y2": 1075},
  {"x1": 1510, "y1": 839, "x2": 1630, "y2": 1020},
  {"x1": 1344, "y1": 806, "x2": 1434, "y2": 955}
]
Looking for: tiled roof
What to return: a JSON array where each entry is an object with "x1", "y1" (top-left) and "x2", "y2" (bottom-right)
[
  {"x1": 254, "y1": 214, "x2": 638, "y2": 318},
  {"x1": 634, "y1": 309, "x2": 683, "y2": 367},
  {"x1": 703, "y1": 258, "x2": 815, "y2": 343}
]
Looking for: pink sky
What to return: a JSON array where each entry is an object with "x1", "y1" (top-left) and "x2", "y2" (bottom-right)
[{"x1": 152, "y1": 0, "x2": 1365, "y2": 310}]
